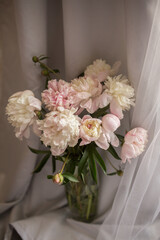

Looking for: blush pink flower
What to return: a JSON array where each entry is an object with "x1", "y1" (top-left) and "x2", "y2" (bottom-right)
[
  {"x1": 96, "y1": 114, "x2": 120, "y2": 150},
  {"x1": 80, "y1": 114, "x2": 120, "y2": 150},
  {"x1": 41, "y1": 79, "x2": 74, "y2": 111},
  {"x1": 121, "y1": 127, "x2": 148, "y2": 163},
  {"x1": 71, "y1": 76, "x2": 102, "y2": 113}
]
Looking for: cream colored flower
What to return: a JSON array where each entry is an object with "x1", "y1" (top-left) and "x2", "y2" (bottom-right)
[
  {"x1": 71, "y1": 76, "x2": 102, "y2": 113},
  {"x1": 37, "y1": 107, "x2": 80, "y2": 156},
  {"x1": 6, "y1": 90, "x2": 41, "y2": 139},
  {"x1": 80, "y1": 116, "x2": 102, "y2": 145},
  {"x1": 104, "y1": 75, "x2": 135, "y2": 119},
  {"x1": 84, "y1": 59, "x2": 121, "y2": 82}
]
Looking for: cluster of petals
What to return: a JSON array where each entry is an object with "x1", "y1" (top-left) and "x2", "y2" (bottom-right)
[
  {"x1": 84, "y1": 59, "x2": 121, "y2": 82},
  {"x1": 99, "y1": 75, "x2": 135, "y2": 119},
  {"x1": 80, "y1": 114, "x2": 120, "y2": 150},
  {"x1": 121, "y1": 127, "x2": 148, "y2": 163},
  {"x1": 37, "y1": 107, "x2": 80, "y2": 156},
  {"x1": 71, "y1": 76, "x2": 102, "y2": 113},
  {"x1": 42, "y1": 79, "x2": 74, "y2": 111},
  {"x1": 6, "y1": 90, "x2": 41, "y2": 140}
]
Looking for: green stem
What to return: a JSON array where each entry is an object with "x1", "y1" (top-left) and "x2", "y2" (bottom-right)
[
  {"x1": 60, "y1": 154, "x2": 70, "y2": 174},
  {"x1": 67, "y1": 194, "x2": 72, "y2": 208},
  {"x1": 106, "y1": 155, "x2": 119, "y2": 171},
  {"x1": 86, "y1": 194, "x2": 92, "y2": 220},
  {"x1": 39, "y1": 60, "x2": 59, "y2": 77}
]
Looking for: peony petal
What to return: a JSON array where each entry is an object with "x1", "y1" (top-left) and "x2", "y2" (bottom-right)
[
  {"x1": 79, "y1": 139, "x2": 91, "y2": 146},
  {"x1": 109, "y1": 132, "x2": 119, "y2": 147},
  {"x1": 82, "y1": 115, "x2": 92, "y2": 121},
  {"x1": 80, "y1": 98, "x2": 92, "y2": 112},
  {"x1": 95, "y1": 132, "x2": 109, "y2": 150},
  {"x1": 87, "y1": 97, "x2": 100, "y2": 114},
  {"x1": 121, "y1": 143, "x2": 136, "y2": 163},
  {"x1": 32, "y1": 119, "x2": 41, "y2": 137},
  {"x1": 99, "y1": 92, "x2": 112, "y2": 108},
  {"x1": 28, "y1": 96, "x2": 41, "y2": 110},
  {"x1": 102, "y1": 114, "x2": 120, "y2": 132},
  {"x1": 110, "y1": 98, "x2": 123, "y2": 119}
]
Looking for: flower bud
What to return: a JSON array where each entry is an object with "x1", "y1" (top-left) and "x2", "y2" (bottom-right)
[
  {"x1": 32, "y1": 56, "x2": 39, "y2": 63},
  {"x1": 52, "y1": 173, "x2": 64, "y2": 185},
  {"x1": 41, "y1": 69, "x2": 49, "y2": 76},
  {"x1": 117, "y1": 170, "x2": 123, "y2": 176}
]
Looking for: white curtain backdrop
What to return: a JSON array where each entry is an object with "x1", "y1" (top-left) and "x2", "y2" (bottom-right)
[{"x1": 0, "y1": 0, "x2": 160, "y2": 239}]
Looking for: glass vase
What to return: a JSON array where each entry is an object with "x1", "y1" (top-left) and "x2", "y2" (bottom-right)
[{"x1": 65, "y1": 169, "x2": 98, "y2": 222}]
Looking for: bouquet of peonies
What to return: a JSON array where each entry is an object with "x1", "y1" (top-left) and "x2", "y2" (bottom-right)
[{"x1": 6, "y1": 57, "x2": 148, "y2": 185}]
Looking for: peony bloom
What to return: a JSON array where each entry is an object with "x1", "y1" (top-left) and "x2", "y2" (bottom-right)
[
  {"x1": 80, "y1": 115, "x2": 102, "y2": 145},
  {"x1": 71, "y1": 76, "x2": 102, "y2": 113},
  {"x1": 103, "y1": 75, "x2": 135, "y2": 119},
  {"x1": 84, "y1": 59, "x2": 121, "y2": 82},
  {"x1": 96, "y1": 114, "x2": 120, "y2": 149},
  {"x1": 80, "y1": 114, "x2": 120, "y2": 150},
  {"x1": 42, "y1": 79, "x2": 74, "y2": 111},
  {"x1": 37, "y1": 107, "x2": 80, "y2": 156},
  {"x1": 121, "y1": 127, "x2": 148, "y2": 163},
  {"x1": 6, "y1": 90, "x2": 41, "y2": 140}
]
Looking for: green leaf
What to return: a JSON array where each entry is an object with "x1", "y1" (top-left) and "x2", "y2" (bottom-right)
[
  {"x1": 78, "y1": 147, "x2": 89, "y2": 175},
  {"x1": 33, "y1": 153, "x2": 51, "y2": 173},
  {"x1": 88, "y1": 147, "x2": 97, "y2": 183},
  {"x1": 107, "y1": 145, "x2": 121, "y2": 160},
  {"x1": 64, "y1": 157, "x2": 76, "y2": 175},
  {"x1": 28, "y1": 146, "x2": 50, "y2": 155},
  {"x1": 107, "y1": 172, "x2": 117, "y2": 176},
  {"x1": 91, "y1": 105, "x2": 109, "y2": 118},
  {"x1": 52, "y1": 156, "x2": 56, "y2": 173},
  {"x1": 62, "y1": 172, "x2": 79, "y2": 182},
  {"x1": 81, "y1": 173, "x2": 85, "y2": 183},
  {"x1": 93, "y1": 148, "x2": 106, "y2": 174}
]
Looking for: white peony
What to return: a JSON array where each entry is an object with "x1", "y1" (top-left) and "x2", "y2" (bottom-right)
[
  {"x1": 6, "y1": 90, "x2": 41, "y2": 139},
  {"x1": 37, "y1": 107, "x2": 80, "y2": 156},
  {"x1": 103, "y1": 75, "x2": 135, "y2": 119},
  {"x1": 84, "y1": 59, "x2": 121, "y2": 82}
]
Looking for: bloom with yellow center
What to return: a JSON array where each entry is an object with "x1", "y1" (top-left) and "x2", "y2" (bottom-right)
[{"x1": 80, "y1": 116, "x2": 102, "y2": 145}]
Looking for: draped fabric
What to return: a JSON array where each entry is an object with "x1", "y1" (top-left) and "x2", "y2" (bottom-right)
[{"x1": 0, "y1": 0, "x2": 160, "y2": 239}]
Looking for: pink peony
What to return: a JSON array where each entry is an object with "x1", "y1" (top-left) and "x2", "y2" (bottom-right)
[
  {"x1": 121, "y1": 127, "x2": 148, "y2": 163},
  {"x1": 96, "y1": 114, "x2": 120, "y2": 149},
  {"x1": 41, "y1": 79, "x2": 74, "y2": 111},
  {"x1": 71, "y1": 76, "x2": 102, "y2": 113},
  {"x1": 80, "y1": 114, "x2": 120, "y2": 150}
]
